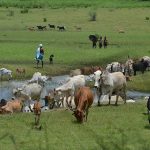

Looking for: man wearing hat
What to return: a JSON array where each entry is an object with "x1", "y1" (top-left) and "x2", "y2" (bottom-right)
[{"x1": 35, "y1": 44, "x2": 44, "y2": 68}]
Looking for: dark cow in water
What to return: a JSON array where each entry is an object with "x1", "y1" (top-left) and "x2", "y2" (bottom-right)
[
  {"x1": 132, "y1": 59, "x2": 149, "y2": 76},
  {"x1": 73, "y1": 87, "x2": 94, "y2": 123}
]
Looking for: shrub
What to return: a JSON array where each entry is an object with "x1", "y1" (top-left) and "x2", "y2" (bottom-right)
[
  {"x1": 89, "y1": 10, "x2": 97, "y2": 21},
  {"x1": 43, "y1": 18, "x2": 47, "y2": 22},
  {"x1": 145, "y1": 17, "x2": 149, "y2": 20},
  {"x1": 8, "y1": 10, "x2": 14, "y2": 16},
  {"x1": 20, "y1": 8, "x2": 29, "y2": 14}
]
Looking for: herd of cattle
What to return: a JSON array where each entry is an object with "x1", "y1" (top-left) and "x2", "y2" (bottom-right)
[
  {"x1": 28, "y1": 24, "x2": 66, "y2": 31},
  {"x1": 0, "y1": 55, "x2": 150, "y2": 123}
]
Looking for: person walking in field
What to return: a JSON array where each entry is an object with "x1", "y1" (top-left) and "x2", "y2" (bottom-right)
[
  {"x1": 99, "y1": 36, "x2": 103, "y2": 48},
  {"x1": 103, "y1": 36, "x2": 108, "y2": 48},
  {"x1": 35, "y1": 44, "x2": 44, "y2": 68}
]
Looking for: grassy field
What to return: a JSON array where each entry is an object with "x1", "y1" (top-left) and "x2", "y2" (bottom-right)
[
  {"x1": 0, "y1": 101, "x2": 150, "y2": 150},
  {"x1": 0, "y1": 7, "x2": 150, "y2": 92},
  {"x1": 0, "y1": 0, "x2": 150, "y2": 8}
]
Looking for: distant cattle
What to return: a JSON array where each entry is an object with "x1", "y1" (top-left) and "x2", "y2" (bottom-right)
[
  {"x1": 48, "y1": 24, "x2": 55, "y2": 29},
  {"x1": 57, "y1": 26, "x2": 66, "y2": 31},
  {"x1": 0, "y1": 68, "x2": 12, "y2": 80},
  {"x1": 16, "y1": 68, "x2": 25, "y2": 75},
  {"x1": 37, "y1": 26, "x2": 46, "y2": 30},
  {"x1": 94, "y1": 71, "x2": 126, "y2": 106},
  {"x1": 73, "y1": 87, "x2": 94, "y2": 123},
  {"x1": 81, "y1": 66, "x2": 102, "y2": 75},
  {"x1": 70, "y1": 69, "x2": 82, "y2": 77}
]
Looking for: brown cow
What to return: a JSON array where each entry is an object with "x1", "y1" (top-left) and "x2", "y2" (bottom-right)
[
  {"x1": 73, "y1": 87, "x2": 94, "y2": 123},
  {"x1": 16, "y1": 68, "x2": 26, "y2": 75},
  {"x1": 81, "y1": 66, "x2": 102, "y2": 75},
  {"x1": 33, "y1": 101, "x2": 42, "y2": 126},
  {"x1": 1, "y1": 99, "x2": 23, "y2": 114}
]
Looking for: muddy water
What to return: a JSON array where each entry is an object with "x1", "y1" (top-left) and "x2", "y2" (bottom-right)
[{"x1": 0, "y1": 75, "x2": 149, "y2": 102}]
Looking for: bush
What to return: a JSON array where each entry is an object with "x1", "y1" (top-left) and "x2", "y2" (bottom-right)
[
  {"x1": 145, "y1": 17, "x2": 149, "y2": 20},
  {"x1": 20, "y1": 8, "x2": 29, "y2": 14},
  {"x1": 89, "y1": 10, "x2": 97, "y2": 21},
  {"x1": 7, "y1": 10, "x2": 14, "y2": 16},
  {"x1": 43, "y1": 18, "x2": 47, "y2": 22}
]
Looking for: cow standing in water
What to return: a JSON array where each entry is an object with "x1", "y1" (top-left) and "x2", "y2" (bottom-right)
[{"x1": 73, "y1": 87, "x2": 94, "y2": 123}]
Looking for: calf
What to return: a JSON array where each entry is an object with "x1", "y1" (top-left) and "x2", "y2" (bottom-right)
[
  {"x1": 33, "y1": 101, "x2": 42, "y2": 125},
  {"x1": 73, "y1": 87, "x2": 94, "y2": 123},
  {"x1": 16, "y1": 68, "x2": 25, "y2": 75}
]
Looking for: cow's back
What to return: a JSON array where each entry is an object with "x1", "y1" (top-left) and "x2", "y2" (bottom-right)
[{"x1": 111, "y1": 72, "x2": 126, "y2": 89}]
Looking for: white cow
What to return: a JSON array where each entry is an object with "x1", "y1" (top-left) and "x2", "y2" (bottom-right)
[
  {"x1": 94, "y1": 70, "x2": 126, "y2": 106},
  {"x1": 13, "y1": 83, "x2": 42, "y2": 101},
  {"x1": 55, "y1": 75, "x2": 86, "y2": 108},
  {"x1": 0, "y1": 68, "x2": 12, "y2": 80},
  {"x1": 106, "y1": 62, "x2": 122, "y2": 73},
  {"x1": 28, "y1": 72, "x2": 51, "y2": 86},
  {"x1": 141, "y1": 56, "x2": 150, "y2": 70}
]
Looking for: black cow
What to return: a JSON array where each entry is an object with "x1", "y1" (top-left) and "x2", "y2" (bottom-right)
[
  {"x1": 48, "y1": 24, "x2": 55, "y2": 29},
  {"x1": 37, "y1": 26, "x2": 47, "y2": 30},
  {"x1": 133, "y1": 59, "x2": 149, "y2": 76},
  {"x1": 89, "y1": 35, "x2": 98, "y2": 48},
  {"x1": 57, "y1": 26, "x2": 66, "y2": 31}
]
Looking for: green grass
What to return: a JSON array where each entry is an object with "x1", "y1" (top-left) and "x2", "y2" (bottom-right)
[
  {"x1": 0, "y1": 102, "x2": 150, "y2": 150},
  {"x1": 0, "y1": 0, "x2": 150, "y2": 8}
]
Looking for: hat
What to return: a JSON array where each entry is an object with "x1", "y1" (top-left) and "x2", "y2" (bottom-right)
[{"x1": 39, "y1": 44, "x2": 43, "y2": 47}]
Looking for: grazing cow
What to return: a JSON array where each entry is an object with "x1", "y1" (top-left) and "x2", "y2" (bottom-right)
[
  {"x1": 28, "y1": 72, "x2": 51, "y2": 86},
  {"x1": 73, "y1": 87, "x2": 94, "y2": 123},
  {"x1": 95, "y1": 71, "x2": 126, "y2": 106},
  {"x1": 132, "y1": 59, "x2": 149, "y2": 76},
  {"x1": 106, "y1": 62, "x2": 122, "y2": 73},
  {"x1": 16, "y1": 68, "x2": 25, "y2": 75},
  {"x1": 49, "y1": 54, "x2": 54, "y2": 64},
  {"x1": 37, "y1": 26, "x2": 46, "y2": 30},
  {"x1": 48, "y1": 24, "x2": 55, "y2": 29},
  {"x1": 57, "y1": 26, "x2": 66, "y2": 31},
  {"x1": 0, "y1": 68, "x2": 12, "y2": 80},
  {"x1": 89, "y1": 35, "x2": 98, "y2": 48},
  {"x1": 1, "y1": 99, "x2": 23, "y2": 114},
  {"x1": 74, "y1": 26, "x2": 82, "y2": 31},
  {"x1": 33, "y1": 101, "x2": 42, "y2": 126},
  {"x1": 55, "y1": 75, "x2": 85, "y2": 108},
  {"x1": 13, "y1": 83, "x2": 42, "y2": 102}
]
